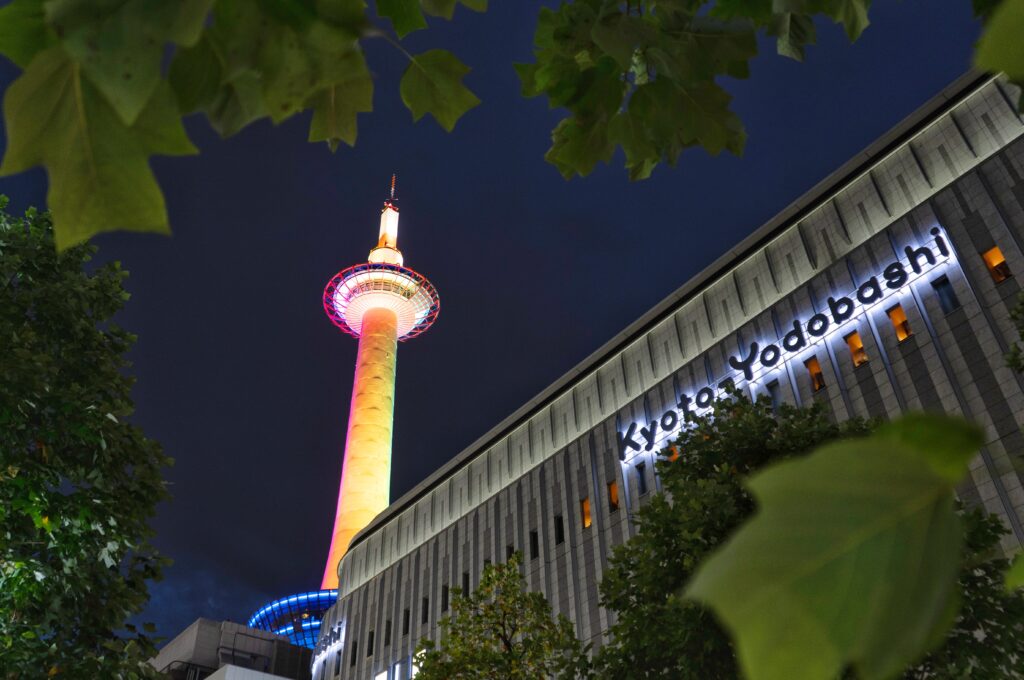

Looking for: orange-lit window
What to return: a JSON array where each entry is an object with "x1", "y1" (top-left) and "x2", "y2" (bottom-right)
[
  {"x1": 580, "y1": 497, "x2": 592, "y2": 528},
  {"x1": 845, "y1": 331, "x2": 868, "y2": 367},
  {"x1": 887, "y1": 304, "x2": 912, "y2": 341},
  {"x1": 665, "y1": 445, "x2": 680, "y2": 462},
  {"x1": 982, "y1": 246, "x2": 1012, "y2": 282},
  {"x1": 805, "y1": 356, "x2": 826, "y2": 391},
  {"x1": 607, "y1": 481, "x2": 620, "y2": 512}
]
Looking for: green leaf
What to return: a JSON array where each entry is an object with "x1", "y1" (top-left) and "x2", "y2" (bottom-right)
[
  {"x1": 307, "y1": 50, "x2": 374, "y2": 150},
  {"x1": 975, "y1": 0, "x2": 1024, "y2": 80},
  {"x1": 206, "y1": 70, "x2": 268, "y2": 137},
  {"x1": 168, "y1": 37, "x2": 223, "y2": 114},
  {"x1": 198, "y1": 0, "x2": 365, "y2": 134},
  {"x1": 769, "y1": 12, "x2": 816, "y2": 61},
  {"x1": 0, "y1": 47, "x2": 196, "y2": 249},
  {"x1": 590, "y1": 12, "x2": 657, "y2": 70},
  {"x1": 874, "y1": 413, "x2": 983, "y2": 482},
  {"x1": 377, "y1": 0, "x2": 427, "y2": 37},
  {"x1": 546, "y1": 116, "x2": 614, "y2": 179},
  {"x1": 686, "y1": 415, "x2": 975, "y2": 680},
  {"x1": 46, "y1": 0, "x2": 215, "y2": 125},
  {"x1": 1007, "y1": 553, "x2": 1024, "y2": 590},
  {"x1": 818, "y1": 0, "x2": 871, "y2": 42},
  {"x1": 0, "y1": 0, "x2": 54, "y2": 68},
  {"x1": 400, "y1": 49, "x2": 479, "y2": 131},
  {"x1": 419, "y1": 0, "x2": 486, "y2": 19},
  {"x1": 421, "y1": 0, "x2": 455, "y2": 19},
  {"x1": 608, "y1": 109, "x2": 658, "y2": 181}
]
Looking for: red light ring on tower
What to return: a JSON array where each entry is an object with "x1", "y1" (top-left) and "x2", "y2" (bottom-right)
[{"x1": 323, "y1": 263, "x2": 440, "y2": 340}]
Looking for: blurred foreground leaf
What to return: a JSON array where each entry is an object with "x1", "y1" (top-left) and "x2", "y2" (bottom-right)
[
  {"x1": 1008, "y1": 553, "x2": 1024, "y2": 590},
  {"x1": 0, "y1": 48, "x2": 196, "y2": 250},
  {"x1": 975, "y1": 0, "x2": 1024, "y2": 80},
  {"x1": 686, "y1": 414, "x2": 983, "y2": 680}
]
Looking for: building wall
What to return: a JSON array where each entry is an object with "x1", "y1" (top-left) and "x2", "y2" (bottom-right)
[{"x1": 314, "y1": 75, "x2": 1024, "y2": 680}]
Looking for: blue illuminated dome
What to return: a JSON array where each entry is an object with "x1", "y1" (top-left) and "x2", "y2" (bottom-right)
[{"x1": 248, "y1": 590, "x2": 338, "y2": 649}]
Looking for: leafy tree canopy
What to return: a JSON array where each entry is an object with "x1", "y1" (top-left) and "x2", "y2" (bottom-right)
[
  {"x1": 0, "y1": 199, "x2": 170, "y2": 679},
  {"x1": 414, "y1": 553, "x2": 590, "y2": 680},
  {"x1": 596, "y1": 393, "x2": 1024, "y2": 679},
  {"x1": 1, "y1": 0, "x2": 1023, "y2": 247}
]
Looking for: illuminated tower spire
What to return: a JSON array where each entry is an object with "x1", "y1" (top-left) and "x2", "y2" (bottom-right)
[{"x1": 320, "y1": 180, "x2": 440, "y2": 589}]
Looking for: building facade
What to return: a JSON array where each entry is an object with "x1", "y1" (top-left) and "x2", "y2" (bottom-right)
[{"x1": 314, "y1": 72, "x2": 1024, "y2": 680}]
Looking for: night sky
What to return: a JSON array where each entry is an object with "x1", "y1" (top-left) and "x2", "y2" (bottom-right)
[{"x1": 0, "y1": 1, "x2": 983, "y2": 641}]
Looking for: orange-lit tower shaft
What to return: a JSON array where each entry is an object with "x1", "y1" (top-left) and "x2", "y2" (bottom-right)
[{"x1": 321, "y1": 181, "x2": 439, "y2": 589}]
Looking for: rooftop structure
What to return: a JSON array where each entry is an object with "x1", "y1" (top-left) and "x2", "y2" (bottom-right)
[{"x1": 150, "y1": 618, "x2": 311, "y2": 680}]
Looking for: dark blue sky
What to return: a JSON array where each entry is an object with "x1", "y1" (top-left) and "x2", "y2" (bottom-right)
[{"x1": 0, "y1": 1, "x2": 983, "y2": 640}]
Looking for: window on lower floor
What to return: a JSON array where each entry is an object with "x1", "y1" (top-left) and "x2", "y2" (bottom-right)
[
  {"x1": 887, "y1": 304, "x2": 912, "y2": 341},
  {"x1": 636, "y1": 463, "x2": 648, "y2": 495},
  {"x1": 402, "y1": 608, "x2": 410, "y2": 635},
  {"x1": 931, "y1": 275, "x2": 960, "y2": 313},
  {"x1": 767, "y1": 379, "x2": 781, "y2": 412},
  {"x1": 844, "y1": 331, "x2": 868, "y2": 367},
  {"x1": 441, "y1": 585, "x2": 449, "y2": 612},
  {"x1": 421, "y1": 597, "x2": 429, "y2": 624},
  {"x1": 805, "y1": 356, "x2": 826, "y2": 391},
  {"x1": 580, "y1": 497, "x2": 592, "y2": 528},
  {"x1": 462, "y1": 571, "x2": 470, "y2": 594},
  {"x1": 350, "y1": 641, "x2": 358, "y2": 667},
  {"x1": 529, "y1": 530, "x2": 539, "y2": 559},
  {"x1": 506, "y1": 543, "x2": 514, "y2": 560},
  {"x1": 982, "y1": 246, "x2": 1012, "y2": 282},
  {"x1": 554, "y1": 515, "x2": 565, "y2": 544},
  {"x1": 384, "y1": 620, "x2": 392, "y2": 646},
  {"x1": 366, "y1": 631, "x2": 374, "y2": 657}
]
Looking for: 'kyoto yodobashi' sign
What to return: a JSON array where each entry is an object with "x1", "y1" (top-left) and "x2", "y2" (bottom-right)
[
  {"x1": 617, "y1": 227, "x2": 952, "y2": 461},
  {"x1": 312, "y1": 620, "x2": 346, "y2": 673}
]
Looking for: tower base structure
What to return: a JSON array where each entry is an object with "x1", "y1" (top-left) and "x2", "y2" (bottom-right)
[{"x1": 247, "y1": 589, "x2": 338, "y2": 650}]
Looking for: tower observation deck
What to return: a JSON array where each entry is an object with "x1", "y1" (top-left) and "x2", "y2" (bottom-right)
[{"x1": 320, "y1": 179, "x2": 440, "y2": 589}]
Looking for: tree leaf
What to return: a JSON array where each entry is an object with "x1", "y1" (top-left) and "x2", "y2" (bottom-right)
[
  {"x1": 307, "y1": 50, "x2": 374, "y2": 150},
  {"x1": 419, "y1": 0, "x2": 485, "y2": 20},
  {"x1": 686, "y1": 415, "x2": 977, "y2": 680},
  {"x1": 377, "y1": 0, "x2": 427, "y2": 37},
  {"x1": 168, "y1": 36, "x2": 223, "y2": 114},
  {"x1": 45, "y1": 0, "x2": 215, "y2": 125},
  {"x1": 0, "y1": 0, "x2": 54, "y2": 68},
  {"x1": 874, "y1": 413, "x2": 983, "y2": 482},
  {"x1": 400, "y1": 49, "x2": 479, "y2": 131},
  {"x1": 769, "y1": 12, "x2": 816, "y2": 61},
  {"x1": 818, "y1": 0, "x2": 872, "y2": 42},
  {"x1": 0, "y1": 47, "x2": 196, "y2": 249},
  {"x1": 1008, "y1": 553, "x2": 1024, "y2": 590},
  {"x1": 199, "y1": 0, "x2": 365, "y2": 133},
  {"x1": 546, "y1": 116, "x2": 614, "y2": 179},
  {"x1": 975, "y1": 0, "x2": 1024, "y2": 80}
]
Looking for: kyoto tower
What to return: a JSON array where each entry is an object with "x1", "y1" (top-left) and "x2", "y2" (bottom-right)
[{"x1": 320, "y1": 176, "x2": 440, "y2": 589}]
